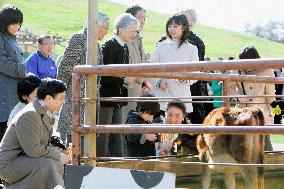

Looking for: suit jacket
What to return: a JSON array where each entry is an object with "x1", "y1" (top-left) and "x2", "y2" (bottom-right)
[{"x1": 0, "y1": 99, "x2": 62, "y2": 186}]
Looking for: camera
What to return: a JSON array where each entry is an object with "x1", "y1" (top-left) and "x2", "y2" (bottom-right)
[{"x1": 50, "y1": 136, "x2": 66, "y2": 150}]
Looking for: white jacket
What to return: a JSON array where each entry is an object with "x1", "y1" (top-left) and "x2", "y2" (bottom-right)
[{"x1": 150, "y1": 38, "x2": 199, "y2": 111}]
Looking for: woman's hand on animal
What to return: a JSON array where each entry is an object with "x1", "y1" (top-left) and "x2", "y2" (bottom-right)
[
  {"x1": 144, "y1": 80, "x2": 153, "y2": 90},
  {"x1": 145, "y1": 134, "x2": 157, "y2": 142}
]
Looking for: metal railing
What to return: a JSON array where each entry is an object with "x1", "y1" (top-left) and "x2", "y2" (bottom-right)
[{"x1": 71, "y1": 59, "x2": 284, "y2": 165}]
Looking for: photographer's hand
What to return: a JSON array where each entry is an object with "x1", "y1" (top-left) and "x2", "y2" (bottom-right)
[{"x1": 59, "y1": 153, "x2": 71, "y2": 164}]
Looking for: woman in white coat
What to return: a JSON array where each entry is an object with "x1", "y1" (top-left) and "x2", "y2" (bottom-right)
[
  {"x1": 230, "y1": 46, "x2": 275, "y2": 151},
  {"x1": 150, "y1": 14, "x2": 199, "y2": 112}
]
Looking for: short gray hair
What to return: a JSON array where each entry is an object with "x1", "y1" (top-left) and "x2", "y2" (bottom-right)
[
  {"x1": 181, "y1": 9, "x2": 197, "y2": 22},
  {"x1": 98, "y1": 11, "x2": 110, "y2": 27},
  {"x1": 114, "y1": 13, "x2": 138, "y2": 34}
]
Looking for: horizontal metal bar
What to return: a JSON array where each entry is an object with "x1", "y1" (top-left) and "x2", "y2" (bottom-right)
[
  {"x1": 80, "y1": 94, "x2": 284, "y2": 102},
  {"x1": 82, "y1": 98, "x2": 271, "y2": 105},
  {"x1": 80, "y1": 156, "x2": 284, "y2": 167},
  {"x1": 73, "y1": 59, "x2": 284, "y2": 75},
  {"x1": 74, "y1": 125, "x2": 284, "y2": 134},
  {"x1": 98, "y1": 72, "x2": 284, "y2": 84}
]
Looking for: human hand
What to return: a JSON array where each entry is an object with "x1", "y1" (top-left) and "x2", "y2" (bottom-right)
[
  {"x1": 145, "y1": 134, "x2": 157, "y2": 142},
  {"x1": 59, "y1": 152, "x2": 71, "y2": 164},
  {"x1": 124, "y1": 77, "x2": 135, "y2": 85},
  {"x1": 160, "y1": 80, "x2": 169, "y2": 91},
  {"x1": 159, "y1": 143, "x2": 171, "y2": 156}
]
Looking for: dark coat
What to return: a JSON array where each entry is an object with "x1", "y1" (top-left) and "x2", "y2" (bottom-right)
[
  {"x1": 0, "y1": 31, "x2": 25, "y2": 122},
  {"x1": 188, "y1": 31, "x2": 205, "y2": 61},
  {"x1": 100, "y1": 38, "x2": 129, "y2": 107},
  {"x1": 126, "y1": 110, "x2": 156, "y2": 157},
  {"x1": 57, "y1": 27, "x2": 103, "y2": 136}
]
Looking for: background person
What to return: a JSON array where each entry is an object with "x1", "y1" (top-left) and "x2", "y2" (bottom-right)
[
  {"x1": 25, "y1": 36, "x2": 57, "y2": 79},
  {"x1": 0, "y1": 79, "x2": 69, "y2": 189},
  {"x1": 97, "y1": 13, "x2": 138, "y2": 157},
  {"x1": 0, "y1": 5, "x2": 26, "y2": 142},
  {"x1": 8, "y1": 75, "x2": 41, "y2": 125},
  {"x1": 126, "y1": 94, "x2": 160, "y2": 157},
  {"x1": 230, "y1": 46, "x2": 275, "y2": 151},
  {"x1": 57, "y1": 12, "x2": 110, "y2": 143},
  {"x1": 181, "y1": 9, "x2": 213, "y2": 124},
  {"x1": 123, "y1": 5, "x2": 152, "y2": 122}
]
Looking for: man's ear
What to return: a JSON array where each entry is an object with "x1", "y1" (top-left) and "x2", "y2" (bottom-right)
[{"x1": 45, "y1": 95, "x2": 53, "y2": 101}]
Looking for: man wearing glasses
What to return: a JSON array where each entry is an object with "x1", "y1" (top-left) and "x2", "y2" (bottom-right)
[{"x1": 25, "y1": 35, "x2": 57, "y2": 79}]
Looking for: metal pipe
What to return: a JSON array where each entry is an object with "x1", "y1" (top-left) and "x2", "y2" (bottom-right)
[
  {"x1": 97, "y1": 72, "x2": 284, "y2": 84},
  {"x1": 71, "y1": 73, "x2": 81, "y2": 165},
  {"x1": 74, "y1": 125, "x2": 284, "y2": 135},
  {"x1": 83, "y1": 94, "x2": 284, "y2": 100},
  {"x1": 73, "y1": 59, "x2": 284, "y2": 75}
]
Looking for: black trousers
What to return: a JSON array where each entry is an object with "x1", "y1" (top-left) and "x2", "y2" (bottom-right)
[{"x1": 0, "y1": 122, "x2": 7, "y2": 143}]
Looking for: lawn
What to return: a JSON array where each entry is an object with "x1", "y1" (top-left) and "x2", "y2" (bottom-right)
[{"x1": 2, "y1": 0, "x2": 284, "y2": 59}]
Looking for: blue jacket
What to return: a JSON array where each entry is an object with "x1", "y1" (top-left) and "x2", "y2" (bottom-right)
[
  {"x1": 0, "y1": 31, "x2": 25, "y2": 122},
  {"x1": 25, "y1": 50, "x2": 57, "y2": 79}
]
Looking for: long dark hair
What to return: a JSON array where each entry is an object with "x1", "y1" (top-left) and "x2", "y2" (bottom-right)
[
  {"x1": 166, "y1": 14, "x2": 190, "y2": 48},
  {"x1": 0, "y1": 5, "x2": 23, "y2": 34}
]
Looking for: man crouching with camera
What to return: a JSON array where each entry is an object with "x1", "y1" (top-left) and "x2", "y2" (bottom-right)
[{"x1": 0, "y1": 79, "x2": 70, "y2": 189}]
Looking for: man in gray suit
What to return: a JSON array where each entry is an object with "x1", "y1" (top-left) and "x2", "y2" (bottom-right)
[{"x1": 0, "y1": 79, "x2": 70, "y2": 189}]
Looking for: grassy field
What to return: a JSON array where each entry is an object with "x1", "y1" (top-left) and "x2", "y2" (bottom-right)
[{"x1": 2, "y1": 0, "x2": 284, "y2": 59}]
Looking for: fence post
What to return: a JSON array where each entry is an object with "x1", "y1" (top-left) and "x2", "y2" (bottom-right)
[
  {"x1": 83, "y1": 0, "x2": 98, "y2": 166},
  {"x1": 71, "y1": 73, "x2": 81, "y2": 165},
  {"x1": 223, "y1": 79, "x2": 230, "y2": 107}
]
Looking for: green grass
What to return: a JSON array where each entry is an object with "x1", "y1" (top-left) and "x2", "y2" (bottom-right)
[
  {"x1": 2, "y1": 0, "x2": 284, "y2": 58},
  {"x1": 271, "y1": 135, "x2": 284, "y2": 144}
]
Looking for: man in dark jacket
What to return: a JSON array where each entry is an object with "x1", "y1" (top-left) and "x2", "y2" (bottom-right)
[
  {"x1": 181, "y1": 9, "x2": 213, "y2": 123},
  {"x1": 126, "y1": 94, "x2": 160, "y2": 157}
]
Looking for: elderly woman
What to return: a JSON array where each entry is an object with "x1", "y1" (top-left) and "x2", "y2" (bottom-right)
[
  {"x1": 230, "y1": 46, "x2": 275, "y2": 151},
  {"x1": 0, "y1": 5, "x2": 26, "y2": 142},
  {"x1": 97, "y1": 13, "x2": 139, "y2": 157},
  {"x1": 122, "y1": 5, "x2": 152, "y2": 123},
  {"x1": 57, "y1": 12, "x2": 110, "y2": 143}
]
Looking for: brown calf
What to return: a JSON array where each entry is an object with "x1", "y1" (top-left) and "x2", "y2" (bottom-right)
[{"x1": 196, "y1": 107, "x2": 265, "y2": 189}]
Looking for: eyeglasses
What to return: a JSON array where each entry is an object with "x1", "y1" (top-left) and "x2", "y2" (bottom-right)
[
  {"x1": 41, "y1": 43, "x2": 54, "y2": 46},
  {"x1": 136, "y1": 16, "x2": 147, "y2": 23}
]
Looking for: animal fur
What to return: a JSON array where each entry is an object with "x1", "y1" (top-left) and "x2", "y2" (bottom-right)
[{"x1": 196, "y1": 107, "x2": 265, "y2": 189}]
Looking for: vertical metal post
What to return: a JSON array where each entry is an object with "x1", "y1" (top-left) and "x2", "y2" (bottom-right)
[
  {"x1": 84, "y1": 0, "x2": 98, "y2": 166},
  {"x1": 223, "y1": 80, "x2": 230, "y2": 107},
  {"x1": 71, "y1": 73, "x2": 81, "y2": 165}
]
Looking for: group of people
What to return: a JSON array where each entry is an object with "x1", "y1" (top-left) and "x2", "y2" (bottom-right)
[{"x1": 0, "y1": 3, "x2": 279, "y2": 189}]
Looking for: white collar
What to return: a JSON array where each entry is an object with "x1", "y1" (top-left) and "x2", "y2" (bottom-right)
[{"x1": 114, "y1": 35, "x2": 126, "y2": 47}]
